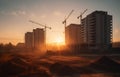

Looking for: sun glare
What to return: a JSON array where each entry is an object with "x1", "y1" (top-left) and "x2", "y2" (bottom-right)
[
  {"x1": 55, "y1": 37, "x2": 65, "y2": 45},
  {"x1": 46, "y1": 36, "x2": 65, "y2": 51}
]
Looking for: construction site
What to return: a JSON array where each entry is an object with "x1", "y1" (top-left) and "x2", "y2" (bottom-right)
[
  {"x1": 24, "y1": 9, "x2": 113, "y2": 54},
  {"x1": 1, "y1": 0, "x2": 120, "y2": 77}
]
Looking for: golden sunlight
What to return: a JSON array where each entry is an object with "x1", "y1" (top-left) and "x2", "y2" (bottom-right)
[{"x1": 54, "y1": 36, "x2": 65, "y2": 45}]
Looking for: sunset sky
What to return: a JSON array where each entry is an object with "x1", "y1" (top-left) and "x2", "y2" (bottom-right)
[{"x1": 0, "y1": 0, "x2": 120, "y2": 45}]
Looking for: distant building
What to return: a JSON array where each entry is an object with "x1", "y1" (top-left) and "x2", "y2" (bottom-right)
[
  {"x1": 16, "y1": 43, "x2": 25, "y2": 48},
  {"x1": 33, "y1": 28, "x2": 45, "y2": 49},
  {"x1": 25, "y1": 32, "x2": 33, "y2": 48},
  {"x1": 81, "y1": 11, "x2": 112, "y2": 49},
  {"x1": 113, "y1": 42, "x2": 120, "y2": 48},
  {"x1": 25, "y1": 28, "x2": 45, "y2": 50},
  {"x1": 65, "y1": 24, "x2": 82, "y2": 50}
]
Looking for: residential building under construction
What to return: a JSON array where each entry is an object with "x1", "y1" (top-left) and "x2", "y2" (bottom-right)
[
  {"x1": 81, "y1": 11, "x2": 112, "y2": 49},
  {"x1": 65, "y1": 11, "x2": 112, "y2": 50},
  {"x1": 25, "y1": 28, "x2": 45, "y2": 50}
]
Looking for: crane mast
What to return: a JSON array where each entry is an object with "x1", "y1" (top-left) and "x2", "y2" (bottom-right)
[
  {"x1": 77, "y1": 9, "x2": 87, "y2": 24},
  {"x1": 62, "y1": 10, "x2": 74, "y2": 28},
  {"x1": 62, "y1": 10, "x2": 74, "y2": 45}
]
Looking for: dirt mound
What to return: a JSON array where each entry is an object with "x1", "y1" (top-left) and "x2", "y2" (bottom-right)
[
  {"x1": 85, "y1": 56, "x2": 120, "y2": 73},
  {"x1": 50, "y1": 62, "x2": 79, "y2": 76},
  {"x1": 19, "y1": 70, "x2": 52, "y2": 77},
  {"x1": 0, "y1": 54, "x2": 32, "y2": 76}
]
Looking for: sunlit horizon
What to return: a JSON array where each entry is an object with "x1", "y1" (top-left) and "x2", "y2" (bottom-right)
[{"x1": 0, "y1": 0, "x2": 120, "y2": 45}]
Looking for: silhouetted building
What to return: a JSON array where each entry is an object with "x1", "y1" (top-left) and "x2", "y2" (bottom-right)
[
  {"x1": 25, "y1": 28, "x2": 45, "y2": 50},
  {"x1": 81, "y1": 11, "x2": 112, "y2": 50},
  {"x1": 33, "y1": 28, "x2": 45, "y2": 49},
  {"x1": 25, "y1": 32, "x2": 33, "y2": 48},
  {"x1": 113, "y1": 42, "x2": 120, "y2": 48},
  {"x1": 16, "y1": 43, "x2": 25, "y2": 48},
  {"x1": 65, "y1": 24, "x2": 82, "y2": 50}
]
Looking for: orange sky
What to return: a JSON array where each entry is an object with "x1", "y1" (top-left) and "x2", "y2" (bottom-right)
[{"x1": 0, "y1": 0, "x2": 120, "y2": 45}]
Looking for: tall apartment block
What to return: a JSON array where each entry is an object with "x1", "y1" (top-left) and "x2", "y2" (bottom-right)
[
  {"x1": 25, "y1": 28, "x2": 45, "y2": 50},
  {"x1": 65, "y1": 24, "x2": 82, "y2": 50},
  {"x1": 81, "y1": 11, "x2": 112, "y2": 49},
  {"x1": 33, "y1": 28, "x2": 45, "y2": 49},
  {"x1": 25, "y1": 32, "x2": 33, "y2": 48}
]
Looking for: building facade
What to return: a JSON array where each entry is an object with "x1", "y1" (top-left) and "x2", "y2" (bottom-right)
[
  {"x1": 81, "y1": 11, "x2": 112, "y2": 49},
  {"x1": 25, "y1": 32, "x2": 33, "y2": 48},
  {"x1": 33, "y1": 28, "x2": 45, "y2": 49},
  {"x1": 25, "y1": 28, "x2": 45, "y2": 50},
  {"x1": 65, "y1": 24, "x2": 82, "y2": 50}
]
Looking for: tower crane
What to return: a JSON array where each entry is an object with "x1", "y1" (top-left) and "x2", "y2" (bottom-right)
[
  {"x1": 29, "y1": 20, "x2": 51, "y2": 48},
  {"x1": 29, "y1": 20, "x2": 51, "y2": 31},
  {"x1": 77, "y1": 9, "x2": 87, "y2": 24},
  {"x1": 62, "y1": 10, "x2": 74, "y2": 28},
  {"x1": 62, "y1": 10, "x2": 74, "y2": 45}
]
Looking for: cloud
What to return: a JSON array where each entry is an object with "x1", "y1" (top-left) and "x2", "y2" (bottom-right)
[
  {"x1": 53, "y1": 11, "x2": 62, "y2": 16},
  {"x1": 19, "y1": 10, "x2": 26, "y2": 15},
  {"x1": 11, "y1": 11, "x2": 18, "y2": 16},
  {"x1": 28, "y1": 13, "x2": 47, "y2": 21},
  {"x1": 41, "y1": 14, "x2": 47, "y2": 18},
  {"x1": 28, "y1": 13, "x2": 37, "y2": 19},
  {"x1": 0, "y1": 10, "x2": 26, "y2": 16},
  {"x1": 0, "y1": 10, "x2": 5, "y2": 15},
  {"x1": 11, "y1": 10, "x2": 26, "y2": 16}
]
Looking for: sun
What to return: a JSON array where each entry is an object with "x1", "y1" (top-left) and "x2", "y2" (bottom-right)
[
  {"x1": 55, "y1": 37, "x2": 65, "y2": 45},
  {"x1": 46, "y1": 36, "x2": 65, "y2": 51}
]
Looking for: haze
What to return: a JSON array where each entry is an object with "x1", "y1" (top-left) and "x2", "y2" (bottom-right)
[{"x1": 0, "y1": 0, "x2": 120, "y2": 45}]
